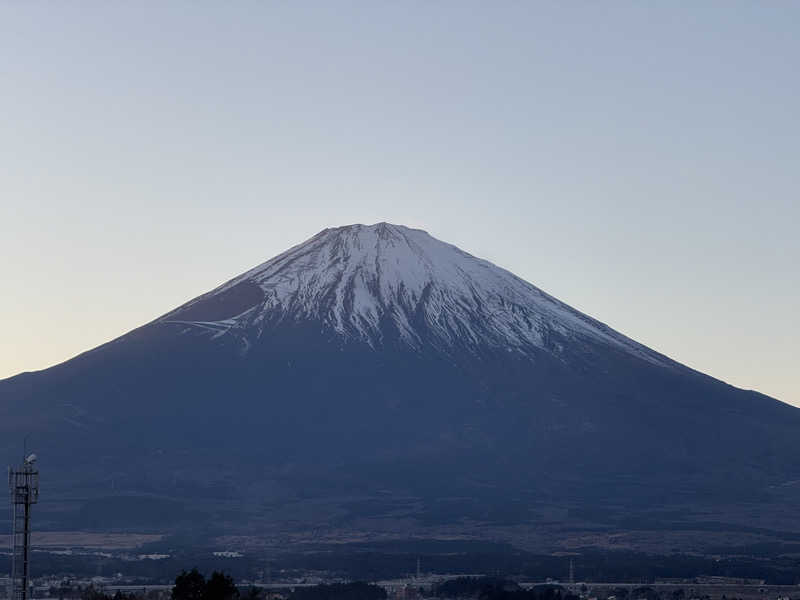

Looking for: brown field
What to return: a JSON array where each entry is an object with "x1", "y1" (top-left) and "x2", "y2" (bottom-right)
[{"x1": 0, "y1": 531, "x2": 162, "y2": 549}]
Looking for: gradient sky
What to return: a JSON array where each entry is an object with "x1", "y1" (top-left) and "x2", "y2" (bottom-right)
[{"x1": 2, "y1": 2, "x2": 798, "y2": 405}]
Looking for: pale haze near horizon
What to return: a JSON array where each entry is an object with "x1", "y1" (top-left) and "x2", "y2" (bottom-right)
[{"x1": 1, "y1": 3, "x2": 797, "y2": 405}]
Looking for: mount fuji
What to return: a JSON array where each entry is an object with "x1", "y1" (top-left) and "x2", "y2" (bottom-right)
[
  {"x1": 2, "y1": 223, "x2": 799, "y2": 548},
  {"x1": 164, "y1": 223, "x2": 668, "y2": 365}
]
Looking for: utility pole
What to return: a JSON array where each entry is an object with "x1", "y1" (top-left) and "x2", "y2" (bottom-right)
[{"x1": 9, "y1": 453, "x2": 39, "y2": 600}]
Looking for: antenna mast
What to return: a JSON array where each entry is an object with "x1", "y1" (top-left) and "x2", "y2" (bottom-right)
[{"x1": 8, "y1": 453, "x2": 39, "y2": 600}]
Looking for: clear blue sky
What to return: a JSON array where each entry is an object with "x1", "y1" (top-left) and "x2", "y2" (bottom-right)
[{"x1": 1, "y1": 2, "x2": 798, "y2": 404}]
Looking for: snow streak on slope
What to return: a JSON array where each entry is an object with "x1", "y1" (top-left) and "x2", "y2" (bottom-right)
[{"x1": 163, "y1": 223, "x2": 672, "y2": 367}]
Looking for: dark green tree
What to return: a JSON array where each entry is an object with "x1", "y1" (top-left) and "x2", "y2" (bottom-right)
[
  {"x1": 173, "y1": 569, "x2": 207, "y2": 600},
  {"x1": 204, "y1": 571, "x2": 239, "y2": 600}
]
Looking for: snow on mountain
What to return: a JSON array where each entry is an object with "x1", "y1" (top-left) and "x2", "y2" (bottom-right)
[{"x1": 162, "y1": 223, "x2": 671, "y2": 367}]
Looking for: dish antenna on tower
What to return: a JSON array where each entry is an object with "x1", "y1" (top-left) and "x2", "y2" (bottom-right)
[{"x1": 8, "y1": 447, "x2": 39, "y2": 600}]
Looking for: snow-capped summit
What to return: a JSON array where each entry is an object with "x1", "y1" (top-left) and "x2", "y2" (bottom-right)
[{"x1": 163, "y1": 222, "x2": 669, "y2": 366}]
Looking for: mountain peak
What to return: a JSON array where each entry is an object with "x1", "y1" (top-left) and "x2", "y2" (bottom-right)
[
  {"x1": 163, "y1": 223, "x2": 671, "y2": 367},
  {"x1": 315, "y1": 222, "x2": 432, "y2": 248},
  {"x1": 318, "y1": 221, "x2": 424, "y2": 237}
]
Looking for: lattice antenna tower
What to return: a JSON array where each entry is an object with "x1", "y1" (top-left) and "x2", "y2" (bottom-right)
[{"x1": 8, "y1": 453, "x2": 39, "y2": 600}]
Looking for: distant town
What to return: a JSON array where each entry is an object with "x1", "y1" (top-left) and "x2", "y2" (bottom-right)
[{"x1": 3, "y1": 570, "x2": 800, "y2": 600}]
